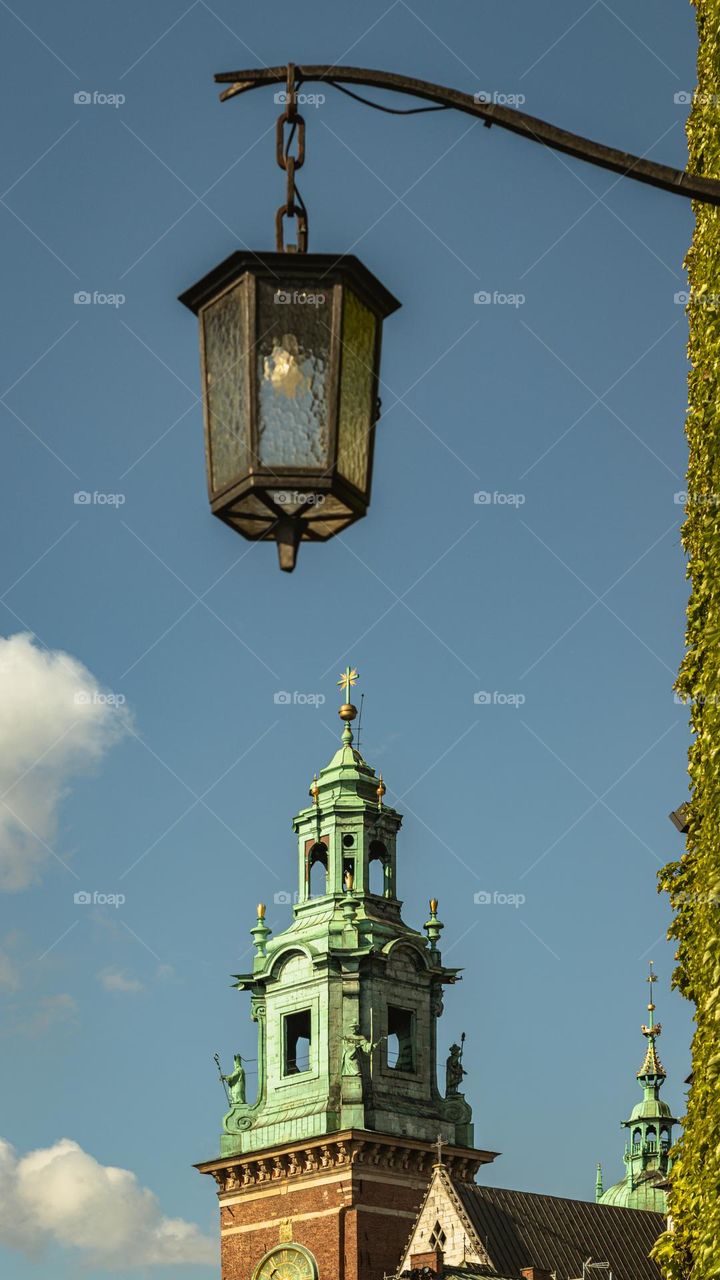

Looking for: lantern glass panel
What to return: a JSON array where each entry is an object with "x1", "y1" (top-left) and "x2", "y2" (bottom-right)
[
  {"x1": 202, "y1": 278, "x2": 250, "y2": 494},
  {"x1": 255, "y1": 280, "x2": 333, "y2": 469},
  {"x1": 337, "y1": 288, "x2": 377, "y2": 494}
]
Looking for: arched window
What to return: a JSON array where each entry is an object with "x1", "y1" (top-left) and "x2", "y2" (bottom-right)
[
  {"x1": 308, "y1": 843, "x2": 328, "y2": 898},
  {"x1": 646, "y1": 1126, "x2": 657, "y2": 1151},
  {"x1": 632, "y1": 1128, "x2": 642, "y2": 1147},
  {"x1": 660, "y1": 1128, "x2": 670, "y2": 1151}
]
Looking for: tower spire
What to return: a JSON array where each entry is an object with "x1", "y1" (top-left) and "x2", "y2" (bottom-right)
[
  {"x1": 638, "y1": 960, "x2": 666, "y2": 1087},
  {"x1": 596, "y1": 963, "x2": 678, "y2": 1213}
]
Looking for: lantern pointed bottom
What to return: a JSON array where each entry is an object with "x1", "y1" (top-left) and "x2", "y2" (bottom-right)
[{"x1": 275, "y1": 515, "x2": 302, "y2": 573}]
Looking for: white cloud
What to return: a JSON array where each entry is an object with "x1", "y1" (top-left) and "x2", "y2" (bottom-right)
[
  {"x1": 9, "y1": 993, "x2": 77, "y2": 1037},
  {"x1": 0, "y1": 633, "x2": 129, "y2": 891},
  {"x1": 98, "y1": 967, "x2": 144, "y2": 993},
  {"x1": 0, "y1": 1138, "x2": 214, "y2": 1268},
  {"x1": 0, "y1": 951, "x2": 20, "y2": 991}
]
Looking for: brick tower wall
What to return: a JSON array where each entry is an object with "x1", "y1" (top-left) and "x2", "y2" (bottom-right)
[{"x1": 201, "y1": 1133, "x2": 490, "y2": 1280}]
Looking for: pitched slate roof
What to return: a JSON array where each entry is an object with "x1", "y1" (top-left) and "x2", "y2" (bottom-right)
[{"x1": 452, "y1": 1183, "x2": 664, "y2": 1280}]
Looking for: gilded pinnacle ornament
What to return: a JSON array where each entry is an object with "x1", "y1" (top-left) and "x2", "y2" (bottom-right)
[
  {"x1": 424, "y1": 898, "x2": 444, "y2": 957},
  {"x1": 337, "y1": 666, "x2": 359, "y2": 722},
  {"x1": 250, "y1": 902, "x2": 271, "y2": 961}
]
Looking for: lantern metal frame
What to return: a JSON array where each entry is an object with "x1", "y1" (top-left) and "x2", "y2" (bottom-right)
[{"x1": 179, "y1": 251, "x2": 400, "y2": 570}]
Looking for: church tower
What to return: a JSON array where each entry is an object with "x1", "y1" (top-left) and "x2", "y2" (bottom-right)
[
  {"x1": 597, "y1": 963, "x2": 678, "y2": 1213},
  {"x1": 197, "y1": 670, "x2": 496, "y2": 1280}
]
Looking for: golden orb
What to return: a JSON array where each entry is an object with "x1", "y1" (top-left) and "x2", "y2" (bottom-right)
[{"x1": 339, "y1": 703, "x2": 358, "y2": 722}]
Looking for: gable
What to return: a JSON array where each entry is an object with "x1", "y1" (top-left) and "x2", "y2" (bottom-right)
[{"x1": 399, "y1": 1171, "x2": 491, "y2": 1270}]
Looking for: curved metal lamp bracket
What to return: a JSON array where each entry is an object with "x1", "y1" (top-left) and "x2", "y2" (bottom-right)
[{"x1": 214, "y1": 63, "x2": 720, "y2": 206}]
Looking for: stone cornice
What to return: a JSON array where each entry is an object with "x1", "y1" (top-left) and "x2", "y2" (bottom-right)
[{"x1": 196, "y1": 1130, "x2": 498, "y2": 1195}]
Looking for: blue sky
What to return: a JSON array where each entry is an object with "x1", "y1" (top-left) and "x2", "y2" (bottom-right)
[{"x1": 0, "y1": 0, "x2": 698, "y2": 1275}]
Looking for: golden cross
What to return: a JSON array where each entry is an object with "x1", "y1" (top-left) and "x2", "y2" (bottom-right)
[{"x1": 337, "y1": 666, "x2": 359, "y2": 701}]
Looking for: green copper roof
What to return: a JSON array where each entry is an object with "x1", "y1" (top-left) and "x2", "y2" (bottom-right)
[{"x1": 600, "y1": 1170, "x2": 670, "y2": 1213}]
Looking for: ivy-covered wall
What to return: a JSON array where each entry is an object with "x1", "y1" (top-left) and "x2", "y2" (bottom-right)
[{"x1": 654, "y1": 3, "x2": 720, "y2": 1277}]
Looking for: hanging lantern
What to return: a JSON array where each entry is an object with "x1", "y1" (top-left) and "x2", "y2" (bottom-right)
[{"x1": 179, "y1": 251, "x2": 400, "y2": 570}]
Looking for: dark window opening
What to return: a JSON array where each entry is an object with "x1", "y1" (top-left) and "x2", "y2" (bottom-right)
[
  {"x1": 369, "y1": 858, "x2": 385, "y2": 895},
  {"x1": 343, "y1": 857, "x2": 355, "y2": 891},
  {"x1": 342, "y1": 833, "x2": 355, "y2": 848},
  {"x1": 429, "y1": 1222, "x2": 447, "y2": 1250},
  {"x1": 308, "y1": 843, "x2": 328, "y2": 898},
  {"x1": 369, "y1": 840, "x2": 389, "y2": 897},
  {"x1": 387, "y1": 1005, "x2": 415, "y2": 1072},
  {"x1": 284, "y1": 1009, "x2": 311, "y2": 1075}
]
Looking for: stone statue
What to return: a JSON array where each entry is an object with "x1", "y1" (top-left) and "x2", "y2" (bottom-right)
[
  {"x1": 223, "y1": 1053, "x2": 247, "y2": 1105},
  {"x1": 445, "y1": 1041, "x2": 467, "y2": 1095},
  {"x1": 342, "y1": 1023, "x2": 384, "y2": 1076}
]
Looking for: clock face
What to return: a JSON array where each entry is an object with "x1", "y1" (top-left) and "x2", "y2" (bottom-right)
[{"x1": 255, "y1": 1246, "x2": 316, "y2": 1280}]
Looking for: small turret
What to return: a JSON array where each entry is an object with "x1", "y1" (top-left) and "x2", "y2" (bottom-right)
[{"x1": 598, "y1": 963, "x2": 679, "y2": 1213}]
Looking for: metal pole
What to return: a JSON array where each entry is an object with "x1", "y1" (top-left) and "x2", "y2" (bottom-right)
[{"x1": 213, "y1": 64, "x2": 720, "y2": 207}]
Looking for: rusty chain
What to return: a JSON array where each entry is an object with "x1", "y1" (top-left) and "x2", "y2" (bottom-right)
[{"x1": 275, "y1": 63, "x2": 308, "y2": 252}]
